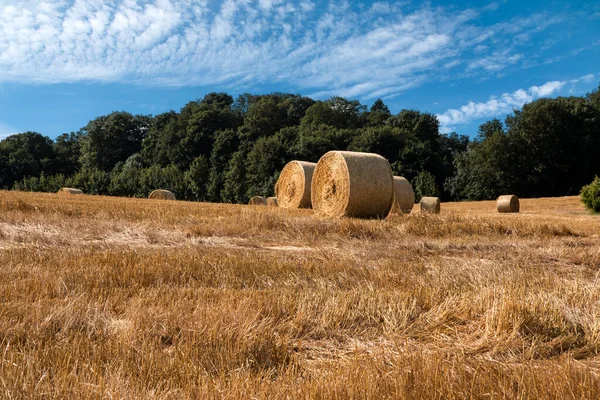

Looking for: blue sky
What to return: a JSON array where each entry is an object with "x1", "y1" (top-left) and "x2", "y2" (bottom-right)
[{"x1": 0, "y1": 0, "x2": 598, "y2": 140}]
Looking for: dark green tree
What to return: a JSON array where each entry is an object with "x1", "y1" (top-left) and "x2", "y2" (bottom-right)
[
  {"x1": 245, "y1": 136, "x2": 286, "y2": 198},
  {"x1": 207, "y1": 129, "x2": 240, "y2": 202},
  {"x1": 366, "y1": 98, "x2": 391, "y2": 126},
  {"x1": 184, "y1": 155, "x2": 210, "y2": 201},
  {"x1": 53, "y1": 132, "x2": 82, "y2": 176},
  {"x1": 0, "y1": 132, "x2": 55, "y2": 189},
  {"x1": 79, "y1": 112, "x2": 150, "y2": 172}
]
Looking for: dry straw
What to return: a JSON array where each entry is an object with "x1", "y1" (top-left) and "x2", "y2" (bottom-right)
[
  {"x1": 275, "y1": 161, "x2": 317, "y2": 209},
  {"x1": 249, "y1": 196, "x2": 267, "y2": 206},
  {"x1": 311, "y1": 151, "x2": 393, "y2": 219},
  {"x1": 497, "y1": 195, "x2": 520, "y2": 213},
  {"x1": 420, "y1": 196, "x2": 441, "y2": 214},
  {"x1": 58, "y1": 188, "x2": 83, "y2": 195},
  {"x1": 266, "y1": 197, "x2": 278, "y2": 207},
  {"x1": 391, "y1": 176, "x2": 415, "y2": 214},
  {"x1": 148, "y1": 189, "x2": 176, "y2": 200}
]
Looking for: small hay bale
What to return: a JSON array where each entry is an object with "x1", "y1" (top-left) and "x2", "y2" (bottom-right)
[
  {"x1": 58, "y1": 188, "x2": 83, "y2": 195},
  {"x1": 497, "y1": 195, "x2": 520, "y2": 213},
  {"x1": 275, "y1": 161, "x2": 317, "y2": 209},
  {"x1": 266, "y1": 197, "x2": 278, "y2": 207},
  {"x1": 420, "y1": 196, "x2": 440, "y2": 214},
  {"x1": 311, "y1": 151, "x2": 393, "y2": 219},
  {"x1": 249, "y1": 196, "x2": 267, "y2": 206},
  {"x1": 148, "y1": 189, "x2": 176, "y2": 200},
  {"x1": 391, "y1": 176, "x2": 415, "y2": 214}
]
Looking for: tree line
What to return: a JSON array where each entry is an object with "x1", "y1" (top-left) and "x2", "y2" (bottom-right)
[{"x1": 1, "y1": 85, "x2": 599, "y2": 203}]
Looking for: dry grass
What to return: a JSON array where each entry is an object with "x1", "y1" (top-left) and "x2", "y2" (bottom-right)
[{"x1": 1, "y1": 190, "x2": 600, "y2": 398}]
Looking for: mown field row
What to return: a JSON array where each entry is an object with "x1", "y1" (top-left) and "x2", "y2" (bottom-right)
[{"x1": 0, "y1": 191, "x2": 599, "y2": 398}]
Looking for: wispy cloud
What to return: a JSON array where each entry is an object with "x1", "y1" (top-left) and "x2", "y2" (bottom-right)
[
  {"x1": 437, "y1": 74, "x2": 597, "y2": 133},
  {"x1": 0, "y1": 0, "x2": 582, "y2": 99}
]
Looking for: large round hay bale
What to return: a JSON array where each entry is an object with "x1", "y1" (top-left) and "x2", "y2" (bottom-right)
[
  {"x1": 148, "y1": 189, "x2": 176, "y2": 200},
  {"x1": 275, "y1": 161, "x2": 317, "y2": 209},
  {"x1": 58, "y1": 188, "x2": 83, "y2": 195},
  {"x1": 420, "y1": 196, "x2": 440, "y2": 214},
  {"x1": 497, "y1": 195, "x2": 520, "y2": 213},
  {"x1": 391, "y1": 176, "x2": 415, "y2": 214},
  {"x1": 266, "y1": 197, "x2": 278, "y2": 207},
  {"x1": 311, "y1": 151, "x2": 393, "y2": 219},
  {"x1": 249, "y1": 196, "x2": 267, "y2": 206}
]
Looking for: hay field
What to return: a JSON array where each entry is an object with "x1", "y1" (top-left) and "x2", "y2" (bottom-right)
[{"x1": 1, "y1": 191, "x2": 599, "y2": 398}]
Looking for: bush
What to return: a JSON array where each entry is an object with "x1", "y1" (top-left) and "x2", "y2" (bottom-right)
[{"x1": 581, "y1": 176, "x2": 600, "y2": 213}]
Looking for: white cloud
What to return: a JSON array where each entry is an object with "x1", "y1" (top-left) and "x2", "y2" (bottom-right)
[
  {"x1": 0, "y1": 0, "x2": 588, "y2": 100},
  {"x1": 437, "y1": 74, "x2": 596, "y2": 132},
  {"x1": 529, "y1": 81, "x2": 565, "y2": 97}
]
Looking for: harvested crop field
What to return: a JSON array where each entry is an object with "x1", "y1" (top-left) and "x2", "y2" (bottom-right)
[{"x1": 1, "y1": 191, "x2": 600, "y2": 398}]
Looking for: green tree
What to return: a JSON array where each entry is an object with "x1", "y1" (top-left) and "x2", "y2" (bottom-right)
[
  {"x1": 445, "y1": 126, "x2": 523, "y2": 200},
  {"x1": 506, "y1": 96, "x2": 600, "y2": 197},
  {"x1": 141, "y1": 111, "x2": 179, "y2": 166},
  {"x1": 245, "y1": 136, "x2": 286, "y2": 198},
  {"x1": 139, "y1": 164, "x2": 184, "y2": 198},
  {"x1": 53, "y1": 132, "x2": 82, "y2": 176},
  {"x1": 79, "y1": 112, "x2": 150, "y2": 172},
  {"x1": 348, "y1": 126, "x2": 405, "y2": 161},
  {"x1": 366, "y1": 98, "x2": 391, "y2": 126},
  {"x1": 222, "y1": 149, "x2": 249, "y2": 203},
  {"x1": 207, "y1": 129, "x2": 239, "y2": 202},
  {"x1": 300, "y1": 97, "x2": 366, "y2": 131},
  {"x1": 67, "y1": 168, "x2": 111, "y2": 195},
  {"x1": 0, "y1": 132, "x2": 56, "y2": 189},
  {"x1": 413, "y1": 171, "x2": 439, "y2": 202},
  {"x1": 109, "y1": 153, "x2": 144, "y2": 197},
  {"x1": 184, "y1": 155, "x2": 210, "y2": 201}
]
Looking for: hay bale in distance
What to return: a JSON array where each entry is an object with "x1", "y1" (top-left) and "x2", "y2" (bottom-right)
[
  {"x1": 266, "y1": 197, "x2": 278, "y2": 207},
  {"x1": 391, "y1": 176, "x2": 415, "y2": 214},
  {"x1": 275, "y1": 161, "x2": 317, "y2": 209},
  {"x1": 311, "y1": 151, "x2": 393, "y2": 219},
  {"x1": 249, "y1": 196, "x2": 267, "y2": 206},
  {"x1": 497, "y1": 195, "x2": 520, "y2": 213},
  {"x1": 148, "y1": 189, "x2": 176, "y2": 200},
  {"x1": 420, "y1": 196, "x2": 440, "y2": 214},
  {"x1": 58, "y1": 188, "x2": 83, "y2": 195}
]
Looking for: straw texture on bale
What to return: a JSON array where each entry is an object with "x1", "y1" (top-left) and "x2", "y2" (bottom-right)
[
  {"x1": 311, "y1": 151, "x2": 393, "y2": 219},
  {"x1": 275, "y1": 161, "x2": 316, "y2": 209},
  {"x1": 266, "y1": 197, "x2": 278, "y2": 207},
  {"x1": 497, "y1": 195, "x2": 520, "y2": 213},
  {"x1": 148, "y1": 189, "x2": 176, "y2": 200},
  {"x1": 249, "y1": 196, "x2": 267, "y2": 206},
  {"x1": 391, "y1": 176, "x2": 415, "y2": 214},
  {"x1": 420, "y1": 196, "x2": 441, "y2": 214},
  {"x1": 58, "y1": 188, "x2": 83, "y2": 195}
]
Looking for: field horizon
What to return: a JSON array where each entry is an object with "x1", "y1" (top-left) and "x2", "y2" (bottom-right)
[{"x1": 1, "y1": 190, "x2": 599, "y2": 398}]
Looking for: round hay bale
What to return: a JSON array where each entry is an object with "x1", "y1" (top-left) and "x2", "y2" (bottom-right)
[
  {"x1": 391, "y1": 176, "x2": 415, "y2": 214},
  {"x1": 148, "y1": 189, "x2": 176, "y2": 201},
  {"x1": 275, "y1": 161, "x2": 317, "y2": 209},
  {"x1": 249, "y1": 196, "x2": 267, "y2": 206},
  {"x1": 420, "y1": 196, "x2": 440, "y2": 214},
  {"x1": 497, "y1": 195, "x2": 520, "y2": 213},
  {"x1": 58, "y1": 188, "x2": 83, "y2": 195},
  {"x1": 311, "y1": 151, "x2": 393, "y2": 219},
  {"x1": 266, "y1": 197, "x2": 278, "y2": 207}
]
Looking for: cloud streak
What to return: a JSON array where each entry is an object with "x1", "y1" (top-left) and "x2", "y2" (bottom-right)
[
  {"x1": 0, "y1": 0, "x2": 577, "y2": 99},
  {"x1": 437, "y1": 74, "x2": 597, "y2": 132}
]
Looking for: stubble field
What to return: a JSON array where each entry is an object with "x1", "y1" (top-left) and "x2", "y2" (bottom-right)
[{"x1": 0, "y1": 190, "x2": 599, "y2": 398}]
